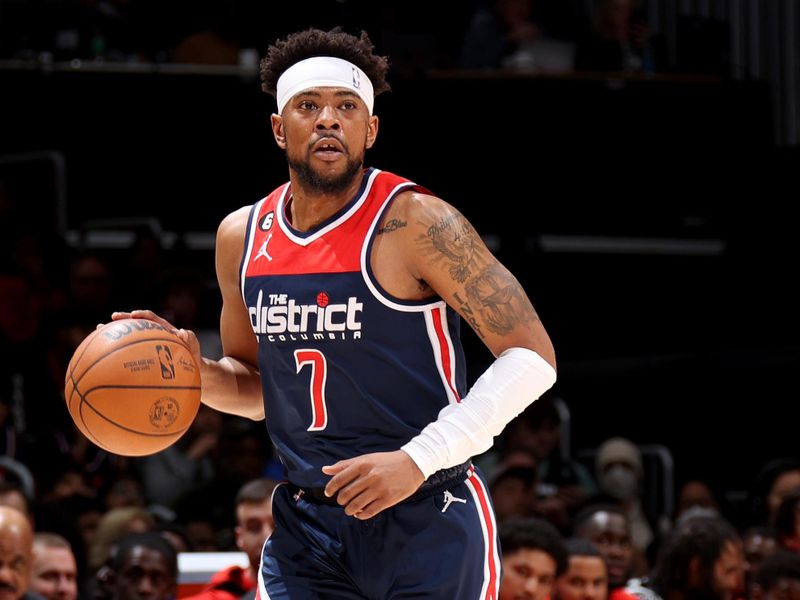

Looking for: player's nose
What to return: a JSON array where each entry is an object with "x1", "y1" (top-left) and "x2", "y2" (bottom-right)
[{"x1": 315, "y1": 104, "x2": 341, "y2": 130}]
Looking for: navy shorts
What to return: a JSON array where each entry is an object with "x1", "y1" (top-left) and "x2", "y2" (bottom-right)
[{"x1": 257, "y1": 465, "x2": 500, "y2": 599}]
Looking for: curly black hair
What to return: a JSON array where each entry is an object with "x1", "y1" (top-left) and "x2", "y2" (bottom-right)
[
  {"x1": 651, "y1": 514, "x2": 740, "y2": 596},
  {"x1": 260, "y1": 27, "x2": 391, "y2": 99},
  {"x1": 499, "y1": 516, "x2": 569, "y2": 576}
]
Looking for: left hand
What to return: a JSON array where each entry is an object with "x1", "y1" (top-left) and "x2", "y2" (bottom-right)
[{"x1": 322, "y1": 450, "x2": 425, "y2": 519}]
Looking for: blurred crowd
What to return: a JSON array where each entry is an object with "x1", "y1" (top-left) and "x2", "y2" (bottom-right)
[
  {"x1": 0, "y1": 2, "x2": 791, "y2": 600},
  {"x1": 3, "y1": 167, "x2": 800, "y2": 599},
  {"x1": 0, "y1": 0, "x2": 731, "y2": 78}
]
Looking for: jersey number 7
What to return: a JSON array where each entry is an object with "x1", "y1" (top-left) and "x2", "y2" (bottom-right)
[{"x1": 294, "y1": 349, "x2": 328, "y2": 431}]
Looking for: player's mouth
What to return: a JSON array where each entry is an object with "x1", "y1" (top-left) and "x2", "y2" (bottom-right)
[{"x1": 312, "y1": 137, "x2": 345, "y2": 159}]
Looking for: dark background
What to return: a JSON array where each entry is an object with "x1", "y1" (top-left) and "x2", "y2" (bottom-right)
[{"x1": 1, "y1": 0, "x2": 798, "y2": 516}]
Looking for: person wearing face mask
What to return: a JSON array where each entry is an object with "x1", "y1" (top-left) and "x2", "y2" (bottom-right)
[{"x1": 589, "y1": 438, "x2": 655, "y2": 562}]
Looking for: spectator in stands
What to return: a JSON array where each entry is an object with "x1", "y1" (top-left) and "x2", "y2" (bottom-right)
[
  {"x1": 0, "y1": 505, "x2": 45, "y2": 600},
  {"x1": 555, "y1": 538, "x2": 610, "y2": 600},
  {"x1": 88, "y1": 507, "x2": 155, "y2": 574},
  {"x1": 63, "y1": 250, "x2": 115, "y2": 330},
  {"x1": 100, "y1": 473, "x2": 146, "y2": 511},
  {"x1": 0, "y1": 480, "x2": 33, "y2": 521},
  {"x1": 460, "y1": 0, "x2": 547, "y2": 69},
  {"x1": 592, "y1": 437, "x2": 655, "y2": 559},
  {"x1": 480, "y1": 396, "x2": 597, "y2": 532},
  {"x1": 742, "y1": 526, "x2": 778, "y2": 600},
  {"x1": 773, "y1": 488, "x2": 800, "y2": 553},
  {"x1": 573, "y1": 503, "x2": 649, "y2": 594},
  {"x1": 674, "y1": 479, "x2": 720, "y2": 522},
  {"x1": 0, "y1": 383, "x2": 38, "y2": 473},
  {"x1": 574, "y1": 0, "x2": 664, "y2": 74},
  {"x1": 750, "y1": 458, "x2": 800, "y2": 530},
  {"x1": 183, "y1": 478, "x2": 278, "y2": 600},
  {"x1": 499, "y1": 515, "x2": 569, "y2": 600},
  {"x1": 490, "y1": 464, "x2": 541, "y2": 524},
  {"x1": 106, "y1": 532, "x2": 177, "y2": 600},
  {"x1": 650, "y1": 513, "x2": 744, "y2": 600},
  {"x1": 750, "y1": 550, "x2": 800, "y2": 600},
  {"x1": 29, "y1": 533, "x2": 78, "y2": 600}
]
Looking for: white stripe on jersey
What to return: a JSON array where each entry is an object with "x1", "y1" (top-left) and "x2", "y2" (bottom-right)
[
  {"x1": 240, "y1": 195, "x2": 271, "y2": 301},
  {"x1": 424, "y1": 307, "x2": 460, "y2": 405},
  {"x1": 465, "y1": 472, "x2": 501, "y2": 600}
]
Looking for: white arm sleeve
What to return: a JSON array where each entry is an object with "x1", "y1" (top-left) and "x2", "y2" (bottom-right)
[{"x1": 401, "y1": 347, "x2": 557, "y2": 480}]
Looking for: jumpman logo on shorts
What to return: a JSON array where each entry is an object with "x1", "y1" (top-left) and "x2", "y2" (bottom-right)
[
  {"x1": 254, "y1": 233, "x2": 273, "y2": 262},
  {"x1": 441, "y1": 490, "x2": 467, "y2": 513}
]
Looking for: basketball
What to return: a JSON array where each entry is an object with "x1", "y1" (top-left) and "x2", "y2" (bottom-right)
[{"x1": 64, "y1": 318, "x2": 202, "y2": 456}]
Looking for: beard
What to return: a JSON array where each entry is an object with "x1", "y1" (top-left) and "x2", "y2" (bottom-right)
[{"x1": 286, "y1": 144, "x2": 364, "y2": 195}]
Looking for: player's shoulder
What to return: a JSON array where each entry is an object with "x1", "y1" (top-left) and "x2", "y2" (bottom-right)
[
  {"x1": 217, "y1": 181, "x2": 286, "y2": 237},
  {"x1": 389, "y1": 188, "x2": 461, "y2": 225},
  {"x1": 217, "y1": 205, "x2": 253, "y2": 250},
  {"x1": 216, "y1": 205, "x2": 252, "y2": 247}
]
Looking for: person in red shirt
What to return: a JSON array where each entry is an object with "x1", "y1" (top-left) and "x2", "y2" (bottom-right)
[{"x1": 182, "y1": 478, "x2": 277, "y2": 600}]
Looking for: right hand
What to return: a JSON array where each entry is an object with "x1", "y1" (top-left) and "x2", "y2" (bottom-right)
[
  {"x1": 321, "y1": 450, "x2": 426, "y2": 519},
  {"x1": 110, "y1": 309, "x2": 202, "y2": 367}
]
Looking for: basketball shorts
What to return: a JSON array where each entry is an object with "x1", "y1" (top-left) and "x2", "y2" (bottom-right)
[{"x1": 257, "y1": 465, "x2": 500, "y2": 599}]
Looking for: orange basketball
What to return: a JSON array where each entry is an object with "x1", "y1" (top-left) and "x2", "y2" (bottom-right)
[{"x1": 64, "y1": 318, "x2": 202, "y2": 456}]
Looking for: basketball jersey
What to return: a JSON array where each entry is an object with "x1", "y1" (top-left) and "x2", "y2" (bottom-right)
[{"x1": 240, "y1": 168, "x2": 468, "y2": 488}]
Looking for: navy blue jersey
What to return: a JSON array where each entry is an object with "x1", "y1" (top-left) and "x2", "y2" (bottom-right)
[{"x1": 240, "y1": 168, "x2": 468, "y2": 488}]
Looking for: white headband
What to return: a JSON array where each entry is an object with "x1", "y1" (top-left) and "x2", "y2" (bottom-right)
[{"x1": 276, "y1": 56, "x2": 375, "y2": 115}]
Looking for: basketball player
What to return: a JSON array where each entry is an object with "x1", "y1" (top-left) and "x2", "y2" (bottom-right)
[{"x1": 113, "y1": 27, "x2": 557, "y2": 598}]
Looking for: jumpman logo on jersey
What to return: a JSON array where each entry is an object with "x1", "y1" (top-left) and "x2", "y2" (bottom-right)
[
  {"x1": 254, "y1": 233, "x2": 273, "y2": 262},
  {"x1": 441, "y1": 490, "x2": 467, "y2": 513}
]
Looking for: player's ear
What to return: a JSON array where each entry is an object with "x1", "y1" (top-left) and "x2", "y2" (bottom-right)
[
  {"x1": 365, "y1": 115, "x2": 379, "y2": 149},
  {"x1": 271, "y1": 114, "x2": 286, "y2": 148}
]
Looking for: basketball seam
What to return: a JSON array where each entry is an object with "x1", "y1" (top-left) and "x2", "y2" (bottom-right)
[
  {"x1": 78, "y1": 400, "x2": 193, "y2": 438},
  {"x1": 71, "y1": 336, "x2": 195, "y2": 391},
  {"x1": 66, "y1": 326, "x2": 104, "y2": 413},
  {"x1": 66, "y1": 324, "x2": 200, "y2": 455}
]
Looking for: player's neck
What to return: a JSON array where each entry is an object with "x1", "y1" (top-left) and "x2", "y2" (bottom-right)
[{"x1": 287, "y1": 172, "x2": 364, "y2": 231}]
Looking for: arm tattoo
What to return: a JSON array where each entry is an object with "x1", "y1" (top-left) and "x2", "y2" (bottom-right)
[
  {"x1": 377, "y1": 218, "x2": 407, "y2": 234},
  {"x1": 452, "y1": 292, "x2": 485, "y2": 340},
  {"x1": 418, "y1": 209, "x2": 538, "y2": 336},
  {"x1": 465, "y1": 266, "x2": 539, "y2": 335},
  {"x1": 422, "y1": 213, "x2": 480, "y2": 283}
]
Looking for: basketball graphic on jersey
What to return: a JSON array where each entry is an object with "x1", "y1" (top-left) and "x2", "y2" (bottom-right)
[{"x1": 316, "y1": 292, "x2": 330, "y2": 307}]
